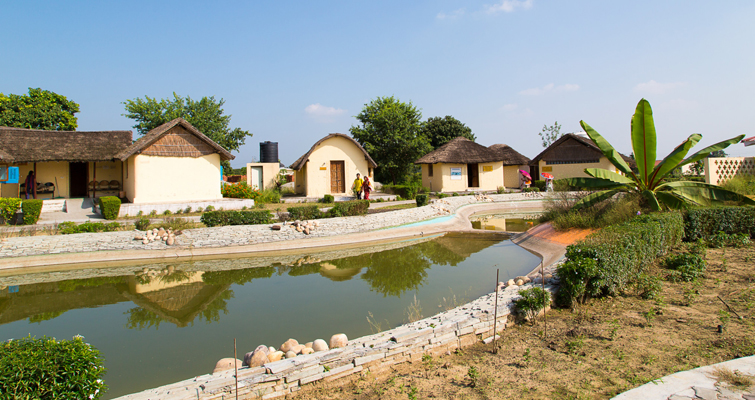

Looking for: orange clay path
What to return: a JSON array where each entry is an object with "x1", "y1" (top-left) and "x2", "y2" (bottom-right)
[{"x1": 524, "y1": 222, "x2": 596, "y2": 246}]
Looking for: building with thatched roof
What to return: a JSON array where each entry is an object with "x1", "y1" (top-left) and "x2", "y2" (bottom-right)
[
  {"x1": 415, "y1": 137, "x2": 529, "y2": 192},
  {"x1": 529, "y1": 133, "x2": 634, "y2": 180},
  {"x1": 489, "y1": 144, "x2": 532, "y2": 188},
  {"x1": 290, "y1": 133, "x2": 377, "y2": 198},
  {"x1": 0, "y1": 118, "x2": 234, "y2": 204}
]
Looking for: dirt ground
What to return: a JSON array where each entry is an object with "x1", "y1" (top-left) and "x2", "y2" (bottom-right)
[{"x1": 294, "y1": 244, "x2": 755, "y2": 400}]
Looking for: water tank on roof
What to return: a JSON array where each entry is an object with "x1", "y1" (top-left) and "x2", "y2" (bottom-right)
[{"x1": 260, "y1": 141, "x2": 278, "y2": 163}]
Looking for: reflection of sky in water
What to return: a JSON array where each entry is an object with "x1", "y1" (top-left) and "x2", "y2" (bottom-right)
[{"x1": 0, "y1": 233, "x2": 540, "y2": 399}]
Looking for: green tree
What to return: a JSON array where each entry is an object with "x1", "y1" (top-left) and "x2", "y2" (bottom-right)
[
  {"x1": 123, "y1": 93, "x2": 252, "y2": 169},
  {"x1": 567, "y1": 99, "x2": 754, "y2": 211},
  {"x1": 538, "y1": 121, "x2": 562, "y2": 148},
  {"x1": 422, "y1": 116, "x2": 476, "y2": 149},
  {"x1": 350, "y1": 96, "x2": 431, "y2": 184},
  {"x1": 0, "y1": 88, "x2": 80, "y2": 130}
]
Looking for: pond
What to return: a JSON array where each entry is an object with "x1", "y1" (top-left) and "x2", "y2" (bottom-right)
[
  {"x1": 470, "y1": 212, "x2": 541, "y2": 232},
  {"x1": 0, "y1": 232, "x2": 541, "y2": 399}
]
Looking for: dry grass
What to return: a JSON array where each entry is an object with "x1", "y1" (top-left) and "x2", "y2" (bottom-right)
[{"x1": 709, "y1": 366, "x2": 755, "y2": 390}]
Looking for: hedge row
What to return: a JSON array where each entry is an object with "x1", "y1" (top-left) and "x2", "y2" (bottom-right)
[
  {"x1": 98, "y1": 196, "x2": 121, "y2": 220},
  {"x1": 21, "y1": 200, "x2": 43, "y2": 225},
  {"x1": 200, "y1": 210, "x2": 273, "y2": 227},
  {"x1": 58, "y1": 221, "x2": 122, "y2": 234},
  {"x1": 1, "y1": 198, "x2": 44, "y2": 225},
  {"x1": 557, "y1": 212, "x2": 684, "y2": 307},
  {"x1": 683, "y1": 206, "x2": 755, "y2": 241},
  {"x1": 327, "y1": 200, "x2": 369, "y2": 217},
  {"x1": 288, "y1": 205, "x2": 322, "y2": 220},
  {"x1": 0, "y1": 335, "x2": 107, "y2": 399}
]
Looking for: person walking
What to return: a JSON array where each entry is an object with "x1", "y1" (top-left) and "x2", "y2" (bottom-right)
[
  {"x1": 24, "y1": 171, "x2": 36, "y2": 199},
  {"x1": 352, "y1": 173, "x2": 363, "y2": 200},
  {"x1": 362, "y1": 176, "x2": 372, "y2": 200}
]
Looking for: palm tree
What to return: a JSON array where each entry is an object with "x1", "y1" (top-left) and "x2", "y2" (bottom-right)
[{"x1": 567, "y1": 99, "x2": 754, "y2": 211}]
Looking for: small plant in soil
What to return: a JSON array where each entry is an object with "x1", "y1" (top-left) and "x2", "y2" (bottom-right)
[
  {"x1": 467, "y1": 366, "x2": 480, "y2": 388},
  {"x1": 514, "y1": 287, "x2": 551, "y2": 324}
]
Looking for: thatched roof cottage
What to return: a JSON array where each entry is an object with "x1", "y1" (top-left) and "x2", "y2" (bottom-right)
[{"x1": 529, "y1": 133, "x2": 634, "y2": 180}]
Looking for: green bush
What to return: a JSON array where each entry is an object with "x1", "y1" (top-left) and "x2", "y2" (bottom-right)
[
  {"x1": 556, "y1": 212, "x2": 684, "y2": 308},
  {"x1": 683, "y1": 206, "x2": 755, "y2": 241},
  {"x1": 326, "y1": 200, "x2": 370, "y2": 217},
  {"x1": 664, "y1": 253, "x2": 706, "y2": 282},
  {"x1": 522, "y1": 187, "x2": 541, "y2": 193},
  {"x1": 134, "y1": 217, "x2": 150, "y2": 231},
  {"x1": 706, "y1": 231, "x2": 751, "y2": 248},
  {"x1": 532, "y1": 180, "x2": 547, "y2": 191},
  {"x1": 0, "y1": 335, "x2": 107, "y2": 399},
  {"x1": 634, "y1": 273, "x2": 662, "y2": 300},
  {"x1": 21, "y1": 199, "x2": 43, "y2": 225},
  {"x1": 256, "y1": 189, "x2": 281, "y2": 204},
  {"x1": 322, "y1": 194, "x2": 334, "y2": 204},
  {"x1": 514, "y1": 287, "x2": 551, "y2": 321},
  {"x1": 437, "y1": 193, "x2": 449, "y2": 199},
  {"x1": 415, "y1": 194, "x2": 428, "y2": 207},
  {"x1": 496, "y1": 186, "x2": 506, "y2": 194},
  {"x1": 98, "y1": 196, "x2": 121, "y2": 220},
  {"x1": 200, "y1": 210, "x2": 273, "y2": 227},
  {"x1": 721, "y1": 174, "x2": 755, "y2": 196},
  {"x1": 58, "y1": 221, "x2": 121, "y2": 234},
  {"x1": 288, "y1": 205, "x2": 322, "y2": 220},
  {"x1": 383, "y1": 184, "x2": 419, "y2": 200},
  {"x1": 0, "y1": 197, "x2": 21, "y2": 225}
]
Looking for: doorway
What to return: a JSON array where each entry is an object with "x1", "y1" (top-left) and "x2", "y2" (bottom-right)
[
  {"x1": 250, "y1": 166, "x2": 263, "y2": 190},
  {"x1": 467, "y1": 163, "x2": 479, "y2": 188},
  {"x1": 69, "y1": 162, "x2": 88, "y2": 197},
  {"x1": 330, "y1": 161, "x2": 345, "y2": 193}
]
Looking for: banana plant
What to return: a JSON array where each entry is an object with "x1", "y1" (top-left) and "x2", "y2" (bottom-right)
[{"x1": 566, "y1": 99, "x2": 754, "y2": 211}]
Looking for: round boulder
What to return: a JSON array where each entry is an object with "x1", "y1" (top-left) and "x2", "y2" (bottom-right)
[
  {"x1": 280, "y1": 338, "x2": 299, "y2": 353},
  {"x1": 268, "y1": 351, "x2": 284, "y2": 362},
  {"x1": 213, "y1": 358, "x2": 242, "y2": 374},
  {"x1": 329, "y1": 333, "x2": 348, "y2": 349},
  {"x1": 291, "y1": 344, "x2": 306, "y2": 354},
  {"x1": 285, "y1": 351, "x2": 297, "y2": 359},
  {"x1": 301, "y1": 347, "x2": 314, "y2": 355},
  {"x1": 312, "y1": 339, "x2": 328, "y2": 352}
]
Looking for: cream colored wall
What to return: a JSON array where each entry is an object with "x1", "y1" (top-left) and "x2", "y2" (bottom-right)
[
  {"x1": 421, "y1": 164, "x2": 444, "y2": 192},
  {"x1": 426, "y1": 162, "x2": 503, "y2": 192},
  {"x1": 123, "y1": 158, "x2": 136, "y2": 201},
  {"x1": 537, "y1": 158, "x2": 616, "y2": 179},
  {"x1": 1, "y1": 162, "x2": 71, "y2": 198},
  {"x1": 503, "y1": 165, "x2": 529, "y2": 188},
  {"x1": 246, "y1": 162, "x2": 280, "y2": 190},
  {"x1": 130, "y1": 153, "x2": 222, "y2": 203},
  {"x1": 90, "y1": 161, "x2": 122, "y2": 196},
  {"x1": 477, "y1": 162, "x2": 504, "y2": 190},
  {"x1": 294, "y1": 168, "x2": 307, "y2": 195},
  {"x1": 302, "y1": 136, "x2": 372, "y2": 198}
]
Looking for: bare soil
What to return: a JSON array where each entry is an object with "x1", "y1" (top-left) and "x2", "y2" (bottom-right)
[{"x1": 295, "y1": 245, "x2": 755, "y2": 399}]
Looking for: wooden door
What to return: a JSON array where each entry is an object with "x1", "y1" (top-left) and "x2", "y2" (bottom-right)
[
  {"x1": 467, "y1": 163, "x2": 479, "y2": 187},
  {"x1": 69, "y1": 162, "x2": 88, "y2": 197},
  {"x1": 330, "y1": 161, "x2": 345, "y2": 193},
  {"x1": 251, "y1": 167, "x2": 263, "y2": 190}
]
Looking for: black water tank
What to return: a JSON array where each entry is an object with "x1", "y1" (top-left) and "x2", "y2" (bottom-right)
[{"x1": 260, "y1": 141, "x2": 279, "y2": 163}]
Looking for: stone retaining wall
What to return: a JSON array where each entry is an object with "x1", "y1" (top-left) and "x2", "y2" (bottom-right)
[{"x1": 116, "y1": 262, "x2": 560, "y2": 400}]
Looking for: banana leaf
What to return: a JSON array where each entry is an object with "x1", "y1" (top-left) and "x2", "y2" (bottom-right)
[
  {"x1": 655, "y1": 191, "x2": 688, "y2": 210},
  {"x1": 630, "y1": 99, "x2": 657, "y2": 185},
  {"x1": 678, "y1": 134, "x2": 746, "y2": 168},
  {"x1": 564, "y1": 177, "x2": 628, "y2": 189},
  {"x1": 584, "y1": 168, "x2": 635, "y2": 184},
  {"x1": 648, "y1": 134, "x2": 702, "y2": 188},
  {"x1": 580, "y1": 120, "x2": 634, "y2": 177},
  {"x1": 641, "y1": 189, "x2": 661, "y2": 211},
  {"x1": 572, "y1": 188, "x2": 624, "y2": 210},
  {"x1": 664, "y1": 185, "x2": 755, "y2": 206}
]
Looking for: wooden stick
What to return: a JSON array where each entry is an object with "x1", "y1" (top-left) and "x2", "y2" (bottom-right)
[
  {"x1": 234, "y1": 338, "x2": 238, "y2": 400},
  {"x1": 541, "y1": 260, "x2": 547, "y2": 340},
  {"x1": 493, "y1": 268, "x2": 499, "y2": 354},
  {"x1": 717, "y1": 295, "x2": 743, "y2": 319}
]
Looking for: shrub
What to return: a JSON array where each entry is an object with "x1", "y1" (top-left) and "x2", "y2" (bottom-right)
[
  {"x1": 104, "y1": 222, "x2": 121, "y2": 232},
  {"x1": 288, "y1": 205, "x2": 322, "y2": 220},
  {"x1": 322, "y1": 194, "x2": 334, "y2": 204},
  {"x1": 326, "y1": 200, "x2": 369, "y2": 217},
  {"x1": 0, "y1": 335, "x2": 107, "y2": 399},
  {"x1": 546, "y1": 193, "x2": 641, "y2": 230},
  {"x1": 162, "y1": 209, "x2": 172, "y2": 216},
  {"x1": 57, "y1": 221, "x2": 120, "y2": 234},
  {"x1": 221, "y1": 181, "x2": 258, "y2": 199},
  {"x1": 134, "y1": 217, "x2": 150, "y2": 231},
  {"x1": 415, "y1": 194, "x2": 428, "y2": 207},
  {"x1": 157, "y1": 217, "x2": 193, "y2": 231},
  {"x1": 76, "y1": 222, "x2": 106, "y2": 233},
  {"x1": 452, "y1": 192, "x2": 459, "y2": 197},
  {"x1": 532, "y1": 180, "x2": 547, "y2": 191},
  {"x1": 0, "y1": 197, "x2": 21, "y2": 225},
  {"x1": 200, "y1": 210, "x2": 273, "y2": 227},
  {"x1": 664, "y1": 253, "x2": 706, "y2": 282},
  {"x1": 721, "y1": 174, "x2": 755, "y2": 196},
  {"x1": 98, "y1": 196, "x2": 121, "y2": 220},
  {"x1": 256, "y1": 189, "x2": 281, "y2": 204},
  {"x1": 556, "y1": 212, "x2": 684, "y2": 307},
  {"x1": 496, "y1": 186, "x2": 506, "y2": 194},
  {"x1": 522, "y1": 187, "x2": 540, "y2": 193},
  {"x1": 57, "y1": 221, "x2": 78, "y2": 235},
  {"x1": 21, "y1": 199, "x2": 43, "y2": 225},
  {"x1": 634, "y1": 273, "x2": 662, "y2": 300},
  {"x1": 514, "y1": 287, "x2": 551, "y2": 321},
  {"x1": 683, "y1": 206, "x2": 755, "y2": 241},
  {"x1": 184, "y1": 206, "x2": 192, "y2": 214},
  {"x1": 437, "y1": 193, "x2": 448, "y2": 199},
  {"x1": 205, "y1": 205, "x2": 215, "y2": 212},
  {"x1": 383, "y1": 184, "x2": 419, "y2": 200},
  {"x1": 707, "y1": 231, "x2": 751, "y2": 248}
]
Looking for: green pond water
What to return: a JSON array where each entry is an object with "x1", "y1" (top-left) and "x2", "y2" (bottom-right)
[
  {"x1": 471, "y1": 214, "x2": 541, "y2": 232},
  {"x1": 0, "y1": 232, "x2": 540, "y2": 399}
]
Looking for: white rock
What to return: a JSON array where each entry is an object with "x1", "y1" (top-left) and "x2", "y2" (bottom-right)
[
  {"x1": 285, "y1": 351, "x2": 297, "y2": 359},
  {"x1": 167, "y1": 236, "x2": 175, "y2": 245},
  {"x1": 301, "y1": 347, "x2": 314, "y2": 355},
  {"x1": 142, "y1": 238, "x2": 149, "y2": 245},
  {"x1": 280, "y1": 338, "x2": 299, "y2": 353},
  {"x1": 304, "y1": 342, "x2": 313, "y2": 349},
  {"x1": 515, "y1": 279, "x2": 524, "y2": 286},
  {"x1": 268, "y1": 351, "x2": 284, "y2": 362},
  {"x1": 212, "y1": 358, "x2": 242, "y2": 374},
  {"x1": 312, "y1": 339, "x2": 328, "y2": 352},
  {"x1": 329, "y1": 333, "x2": 348, "y2": 349},
  {"x1": 507, "y1": 279, "x2": 515, "y2": 286}
]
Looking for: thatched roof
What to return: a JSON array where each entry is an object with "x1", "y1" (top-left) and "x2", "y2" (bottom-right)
[
  {"x1": 0, "y1": 126, "x2": 132, "y2": 163},
  {"x1": 0, "y1": 148, "x2": 13, "y2": 163},
  {"x1": 415, "y1": 137, "x2": 503, "y2": 164},
  {"x1": 116, "y1": 118, "x2": 234, "y2": 161},
  {"x1": 290, "y1": 133, "x2": 377, "y2": 171},
  {"x1": 530, "y1": 133, "x2": 635, "y2": 166},
  {"x1": 488, "y1": 144, "x2": 531, "y2": 166}
]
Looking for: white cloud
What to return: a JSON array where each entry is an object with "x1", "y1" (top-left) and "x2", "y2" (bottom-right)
[
  {"x1": 437, "y1": 8, "x2": 465, "y2": 20},
  {"x1": 500, "y1": 103, "x2": 518, "y2": 111},
  {"x1": 633, "y1": 80, "x2": 687, "y2": 95},
  {"x1": 485, "y1": 0, "x2": 533, "y2": 14},
  {"x1": 518, "y1": 83, "x2": 578, "y2": 96},
  {"x1": 304, "y1": 103, "x2": 347, "y2": 122}
]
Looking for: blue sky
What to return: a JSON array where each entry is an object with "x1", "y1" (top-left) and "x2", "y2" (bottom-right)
[{"x1": 3, "y1": 0, "x2": 754, "y2": 169}]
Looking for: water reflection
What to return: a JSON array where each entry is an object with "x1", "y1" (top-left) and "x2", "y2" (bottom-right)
[{"x1": 470, "y1": 214, "x2": 540, "y2": 232}]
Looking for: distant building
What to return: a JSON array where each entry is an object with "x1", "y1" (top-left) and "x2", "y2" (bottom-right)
[{"x1": 529, "y1": 133, "x2": 634, "y2": 180}]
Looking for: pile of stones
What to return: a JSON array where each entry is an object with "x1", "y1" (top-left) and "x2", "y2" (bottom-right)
[
  {"x1": 271, "y1": 220, "x2": 320, "y2": 235},
  {"x1": 213, "y1": 333, "x2": 349, "y2": 373},
  {"x1": 474, "y1": 193, "x2": 493, "y2": 202},
  {"x1": 133, "y1": 227, "x2": 176, "y2": 245},
  {"x1": 496, "y1": 273, "x2": 552, "y2": 290}
]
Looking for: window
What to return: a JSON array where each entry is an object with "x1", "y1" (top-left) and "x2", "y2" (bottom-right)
[
  {"x1": 546, "y1": 160, "x2": 599, "y2": 165},
  {"x1": 428, "y1": 164, "x2": 433, "y2": 177}
]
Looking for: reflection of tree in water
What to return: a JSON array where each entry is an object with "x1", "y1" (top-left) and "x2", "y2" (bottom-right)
[
  {"x1": 124, "y1": 289, "x2": 234, "y2": 330},
  {"x1": 201, "y1": 266, "x2": 275, "y2": 285},
  {"x1": 360, "y1": 246, "x2": 431, "y2": 298},
  {"x1": 28, "y1": 310, "x2": 66, "y2": 324},
  {"x1": 124, "y1": 307, "x2": 164, "y2": 330}
]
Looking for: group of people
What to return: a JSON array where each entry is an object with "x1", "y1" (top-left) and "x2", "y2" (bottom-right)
[{"x1": 351, "y1": 173, "x2": 372, "y2": 200}]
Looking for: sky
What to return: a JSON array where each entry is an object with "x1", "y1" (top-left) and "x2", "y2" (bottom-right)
[{"x1": 2, "y1": 0, "x2": 754, "y2": 169}]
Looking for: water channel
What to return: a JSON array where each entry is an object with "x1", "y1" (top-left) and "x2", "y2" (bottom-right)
[{"x1": 0, "y1": 231, "x2": 540, "y2": 399}]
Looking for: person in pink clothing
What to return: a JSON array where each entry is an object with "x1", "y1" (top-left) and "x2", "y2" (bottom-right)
[{"x1": 362, "y1": 176, "x2": 373, "y2": 200}]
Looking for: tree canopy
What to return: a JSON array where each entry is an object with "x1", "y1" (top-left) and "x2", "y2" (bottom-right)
[
  {"x1": 538, "y1": 121, "x2": 562, "y2": 148},
  {"x1": 422, "y1": 115, "x2": 476, "y2": 149},
  {"x1": 0, "y1": 88, "x2": 80, "y2": 130},
  {"x1": 350, "y1": 96, "x2": 431, "y2": 184},
  {"x1": 123, "y1": 93, "x2": 252, "y2": 168}
]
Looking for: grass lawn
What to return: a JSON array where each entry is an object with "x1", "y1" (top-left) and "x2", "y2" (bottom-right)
[{"x1": 296, "y1": 244, "x2": 755, "y2": 400}]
